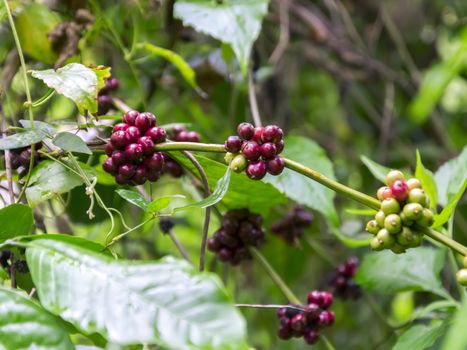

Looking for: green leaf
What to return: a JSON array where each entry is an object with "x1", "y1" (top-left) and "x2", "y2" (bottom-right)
[
  {"x1": 360, "y1": 155, "x2": 392, "y2": 183},
  {"x1": 169, "y1": 153, "x2": 286, "y2": 215},
  {"x1": 31, "y1": 63, "x2": 100, "y2": 115},
  {"x1": 0, "y1": 287, "x2": 74, "y2": 350},
  {"x1": 265, "y1": 136, "x2": 338, "y2": 225},
  {"x1": 15, "y1": 3, "x2": 61, "y2": 64},
  {"x1": 0, "y1": 204, "x2": 33, "y2": 243},
  {"x1": 441, "y1": 298, "x2": 467, "y2": 350},
  {"x1": 90, "y1": 66, "x2": 112, "y2": 91},
  {"x1": 116, "y1": 189, "x2": 149, "y2": 211},
  {"x1": 26, "y1": 160, "x2": 84, "y2": 206},
  {"x1": 409, "y1": 29, "x2": 467, "y2": 123},
  {"x1": 147, "y1": 195, "x2": 186, "y2": 213},
  {"x1": 355, "y1": 248, "x2": 448, "y2": 298},
  {"x1": 19, "y1": 119, "x2": 57, "y2": 137},
  {"x1": 25, "y1": 235, "x2": 249, "y2": 349},
  {"x1": 415, "y1": 150, "x2": 437, "y2": 210},
  {"x1": 0, "y1": 130, "x2": 46, "y2": 150},
  {"x1": 433, "y1": 178, "x2": 467, "y2": 228},
  {"x1": 173, "y1": 0, "x2": 269, "y2": 75},
  {"x1": 53, "y1": 132, "x2": 92, "y2": 154},
  {"x1": 435, "y1": 146, "x2": 467, "y2": 206},
  {"x1": 392, "y1": 320, "x2": 447, "y2": 350},
  {"x1": 174, "y1": 166, "x2": 231, "y2": 212}
]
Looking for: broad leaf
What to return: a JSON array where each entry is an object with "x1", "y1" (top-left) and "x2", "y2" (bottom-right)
[
  {"x1": 433, "y1": 178, "x2": 467, "y2": 228},
  {"x1": 0, "y1": 287, "x2": 74, "y2": 350},
  {"x1": 0, "y1": 130, "x2": 46, "y2": 150},
  {"x1": 25, "y1": 235, "x2": 249, "y2": 349},
  {"x1": 174, "y1": 0, "x2": 269, "y2": 75},
  {"x1": 53, "y1": 132, "x2": 92, "y2": 154},
  {"x1": 147, "y1": 195, "x2": 186, "y2": 213},
  {"x1": 435, "y1": 146, "x2": 467, "y2": 206},
  {"x1": 0, "y1": 204, "x2": 33, "y2": 243},
  {"x1": 393, "y1": 320, "x2": 447, "y2": 350},
  {"x1": 19, "y1": 119, "x2": 57, "y2": 137},
  {"x1": 265, "y1": 136, "x2": 338, "y2": 225},
  {"x1": 31, "y1": 63, "x2": 101, "y2": 115},
  {"x1": 116, "y1": 189, "x2": 149, "y2": 211},
  {"x1": 26, "y1": 160, "x2": 84, "y2": 206},
  {"x1": 360, "y1": 155, "x2": 391, "y2": 183},
  {"x1": 90, "y1": 66, "x2": 112, "y2": 91},
  {"x1": 355, "y1": 248, "x2": 448, "y2": 298},
  {"x1": 415, "y1": 150, "x2": 437, "y2": 210},
  {"x1": 441, "y1": 298, "x2": 467, "y2": 350},
  {"x1": 169, "y1": 153, "x2": 286, "y2": 215}
]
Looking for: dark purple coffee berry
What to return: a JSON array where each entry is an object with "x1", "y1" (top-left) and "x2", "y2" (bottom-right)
[
  {"x1": 105, "y1": 143, "x2": 114, "y2": 156},
  {"x1": 252, "y1": 126, "x2": 264, "y2": 143},
  {"x1": 246, "y1": 160, "x2": 267, "y2": 180},
  {"x1": 144, "y1": 152, "x2": 164, "y2": 172},
  {"x1": 103, "y1": 157, "x2": 118, "y2": 175},
  {"x1": 237, "y1": 122, "x2": 255, "y2": 140},
  {"x1": 277, "y1": 326, "x2": 293, "y2": 340},
  {"x1": 260, "y1": 142, "x2": 277, "y2": 159},
  {"x1": 207, "y1": 237, "x2": 221, "y2": 252},
  {"x1": 147, "y1": 171, "x2": 161, "y2": 182},
  {"x1": 305, "y1": 303, "x2": 320, "y2": 321},
  {"x1": 164, "y1": 159, "x2": 184, "y2": 178},
  {"x1": 225, "y1": 136, "x2": 243, "y2": 153},
  {"x1": 307, "y1": 291, "x2": 323, "y2": 305},
  {"x1": 241, "y1": 141, "x2": 261, "y2": 161},
  {"x1": 318, "y1": 311, "x2": 335, "y2": 327},
  {"x1": 218, "y1": 248, "x2": 233, "y2": 262},
  {"x1": 262, "y1": 125, "x2": 283, "y2": 143},
  {"x1": 105, "y1": 77, "x2": 119, "y2": 91},
  {"x1": 19, "y1": 149, "x2": 32, "y2": 167},
  {"x1": 320, "y1": 292, "x2": 333, "y2": 309},
  {"x1": 159, "y1": 218, "x2": 174, "y2": 233},
  {"x1": 145, "y1": 127, "x2": 166, "y2": 143},
  {"x1": 135, "y1": 112, "x2": 156, "y2": 132},
  {"x1": 125, "y1": 143, "x2": 144, "y2": 163},
  {"x1": 132, "y1": 166, "x2": 148, "y2": 185},
  {"x1": 267, "y1": 156, "x2": 285, "y2": 175},
  {"x1": 115, "y1": 173, "x2": 129, "y2": 185},
  {"x1": 111, "y1": 151, "x2": 127, "y2": 166},
  {"x1": 304, "y1": 329, "x2": 320, "y2": 345},
  {"x1": 126, "y1": 126, "x2": 142, "y2": 144},
  {"x1": 290, "y1": 313, "x2": 307, "y2": 332},
  {"x1": 113, "y1": 123, "x2": 129, "y2": 133},
  {"x1": 186, "y1": 131, "x2": 200, "y2": 142},
  {"x1": 123, "y1": 110, "x2": 139, "y2": 125},
  {"x1": 137, "y1": 136, "x2": 155, "y2": 156},
  {"x1": 97, "y1": 94, "x2": 112, "y2": 115},
  {"x1": 111, "y1": 130, "x2": 130, "y2": 149},
  {"x1": 275, "y1": 139, "x2": 284, "y2": 154},
  {"x1": 119, "y1": 163, "x2": 136, "y2": 179}
]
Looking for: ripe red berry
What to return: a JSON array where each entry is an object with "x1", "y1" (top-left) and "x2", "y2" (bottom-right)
[
  {"x1": 218, "y1": 248, "x2": 233, "y2": 262},
  {"x1": 186, "y1": 131, "x2": 200, "y2": 142},
  {"x1": 113, "y1": 123, "x2": 129, "y2": 133},
  {"x1": 266, "y1": 156, "x2": 285, "y2": 175},
  {"x1": 115, "y1": 174, "x2": 129, "y2": 185},
  {"x1": 111, "y1": 150, "x2": 127, "y2": 166},
  {"x1": 262, "y1": 125, "x2": 283, "y2": 143},
  {"x1": 123, "y1": 110, "x2": 139, "y2": 125},
  {"x1": 305, "y1": 303, "x2": 320, "y2": 321},
  {"x1": 241, "y1": 141, "x2": 261, "y2": 161},
  {"x1": 225, "y1": 136, "x2": 243, "y2": 153},
  {"x1": 135, "y1": 112, "x2": 156, "y2": 132},
  {"x1": 252, "y1": 127, "x2": 264, "y2": 143},
  {"x1": 245, "y1": 160, "x2": 267, "y2": 180},
  {"x1": 147, "y1": 170, "x2": 161, "y2": 183},
  {"x1": 137, "y1": 136, "x2": 155, "y2": 156},
  {"x1": 164, "y1": 159, "x2": 184, "y2": 178},
  {"x1": 119, "y1": 163, "x2": 136, "y2": 179},
  {"x1": 260, "y1": 142, "x2": 277, "y2": 159},
  {"x1": 290, "y1": 313, "x2": 306, "y2": 332},
  {"x1": 304, "y1": 329, "x2": 320, "y2": 345},
  {"x1": 277, "y1": 326, "x2": 293, "y2": 340},
  {"x1": 103, "y1": 157, "x2": 118, "y2": 175},
  {"x1": 125, "y1": 143, "x2": 144, "y2": 162},
  {"x1": 307, "y1": 290, "x2": 323, "y2": 305},
  {"x1": 132, "y1": 166, "x2": 148, "y2": 185},
  {"x1": 391, "y1": 180, "x2": 409, "y2": 202},
  {"x1": 125, "y1": 126, "x2": 141, "y2": 144},
  {"x1": 275, "y1": 139, "x2": 284, "y2": 154},
  {"x1": 105, "y1": 77, "x2": 119, "y2": 91},
  {"x1": 110, "y1": 130, "x2": 130, "y2": 149},
  {"x1": 320, "y1": 291, "x2": 333, "y2": 309},
  {"x1": 318, "y1": 310, "x2": 335, "y2": 327},
  {"x1": 207, "y1": 237, "x2": 221, "y2": 252},
  {"x1": 237, "y1": 122, "x2": 255, "y2": 140},
  {"x1": 105, "y1": 143, "x2": 114, "y2": 156},
  {"x1": 97, "y1": 95, "x2": 112, "y2": 115},
  {"x1": 144, "y1": 152, "x2": 164, "y2": 172},
  {"x1": 145, "y1": 127, "x2": 166, "y2": 143}
]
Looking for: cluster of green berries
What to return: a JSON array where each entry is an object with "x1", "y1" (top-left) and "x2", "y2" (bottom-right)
[
  {"x1": 456, "y1": 256, "x2": 467, "y2": 286},
  {"x1": 277, "y1": 291, "x2": 335, "y2": 345},
  {"x1": 224, "y1": 123, "x2": 285, "y2": 180},
  {"x1": 366, "y1": 170, "x2": 434, "y2": 254}
]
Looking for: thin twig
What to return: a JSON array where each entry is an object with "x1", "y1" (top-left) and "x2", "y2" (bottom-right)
[
  {"x1": 180, "y1": 150, "x2": 211, "y2": 272},
  {"x1": 235, "y1": 303, "x2": 305, "y2": 311},
  {"x1": 247, "y1": 69, "x2": 262, "y2": 127},
  {"x1": 167, "y1": 229, "x2": 192, "y2": 263},
  {"x1": 268, "y1": 0, "x2": 291, "y2": 65},
  {"x1": 378, "y1": 83, "x2": 395, "y2": 163},
  {"x1": 0, "y1": 105, "x2": 14, "y2": 204}
]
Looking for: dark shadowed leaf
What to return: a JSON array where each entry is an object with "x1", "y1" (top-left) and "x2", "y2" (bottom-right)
[
  {"x1": 393, "y1": 320, "x2": 448, "y2": 350},
  {"x1": 53, "y1": 132, "x2": 92, "y2": 154},
  {"x1": 0, "y1": 204, "x2": 33, "y2": 243},
  {"x1": 0, "y1": 130, "x2": 46, "y2": 150}
]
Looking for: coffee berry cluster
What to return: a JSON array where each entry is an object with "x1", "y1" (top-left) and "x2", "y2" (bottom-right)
[
  {"x1": 207, "y1": 209, "x2": 265, "y2": 265},
  {"x1": 224, "y1": 123, "x2": 285, "y2": 180},
  {"x1": 270, "y1": 205, "x2": 313, "y2": 244},
  {"x1": 103, "y1": 110, "x2": 166, "y2": 185},
  {"x1": 3, "y1": 143, "x2": 42, "y2": 178},
  {"x1": 366, "y1": 170, "x2": 433, "y2": 254},
  {"x1": 329, "y1": 257, "x2": 361, "y2": 300},
  {"x1": 277, "y1": 291, "x2": 335, "y2": 345},
  {"x1": 97, "y1": 76, "x2": 119, "y2": 116},
  {"x1": 456, "y1": 256, "x2": 467, "y2": 286}
]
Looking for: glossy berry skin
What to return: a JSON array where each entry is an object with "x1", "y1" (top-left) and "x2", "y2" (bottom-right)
[
  {"x1": 137, "y1": 136, "x2": 155, "y2": 156},
  {"x1": 260, "y1": 142, "x2": 277, "y2": 159},
  {"x1": 307, "y1": 291, "x2": 324, "y2": 305},
  {"x1": 110, "y1": 130, "x2": 130, "y2": 149},
  {"x1": 105, "y1": 143, "x2": 114, "y2": 156},
  {"x1": 377, "y1": 186, "x2": 393, "y2": 200},
  {"x1": 230, "y1": 154, "x2": 247, "y2": 173},
  {"x1": 119, "y1": 163, "x2": 136, "y2": 179},
  {"x1": 132, "y1": 166, "x2": 147, "y2": 185},
  {"x1": 113, "y1": 123, "x2": 129, "y2": 133},
  {"x1": 381, "y1": 198, "x2": 400, "y2": 215},
  {"x1": 275, "y1": 139, "x2": 284, "y2": 154},
  {"x1": 237, "y1": 122, "x2": 255, "y2": 140},
  {"x1": 125, "y1": 143, "x2": 144, "y2": 162},
  {"x1": 105, "y1": 77, "x2": 119, "y2": 91},
  {"x1": 164, "y1": 159, "x2": 184, "y2": 178},
  {"x1": 262, "y1": 125, "x2": 283, "y2": 143},
  {"x1": 366, "y1": 220, "x2": 379, "y2": 235},
  {"x1": 144, "y1": 152, "x2": 164, "y2": 172},
  {"x1": 225, "y1": 136, "x2": 243, "y2": 153},
  {"x1": 97, "y1": 94, "x2": 112, "y2": 115},
  {"x1": 320, "y1": 292, "x2": 333, "y2": 309},
  {"x1": 207, "y1": 237, "x2": 221, "y2": 252},
  {"x1": 266, "y1": 156, "x2": 285, "y2": 175},
  {"x1": 103, "y1": 157, "x2": 118, "y2": 175},
  {"x1": 245, "y1": 160, "x2": 267, "y2": 180},
  {"x1": 145, "y1": 127, "x2": 166, "y2": 144},
  {"x1": 147, "y1": 171, "x2": 161, "y2": 182},
  {"x1": 186, "y1": 131, "x2": 200, "y2": 142},
  {"x1": 241, "y1": 141, "x2": 261, "y2": 161},
  {"x1": 408, "y1": 188, "x2": 427, "y2": 206},
  {"x1": 407, "y1": 178, "x2": 422, "y2": 190},
  {"x1": 111, "y1": 151, "x2": 127, "y2": 166},
  {"x1": 305, "y1": 303, "x2": 320, "y2": 321},
  {"x1": 384, "y1": 214, "x2": 402, "y2": 234},
  {"x1": 115, "y1": 174, "x2": 129, "y2": 185},
  {"x1": 123, "y1": 110, "x2": 139, "y2": 125},
  {"x1": 391, "y1": 180, "x2": 408, "y2": 202},
  {"x1": 135, "y1": 112, "x2": 156, "y2": 132},
  {"x1": 403, "y1": 203, "x2": 424, "y2": 220},
  {"x1": 126, "y1": 126, "x2": 141, "y2": 144},
  {"x1": 277, "y1": 326, "x2": 293, "y2": 340},
  {"x1": 290, "y1": 314, "x2": 307, "y2": 332},
  {"x1": 304, "y1": 329, "x2": 320, "y2": 345},
  {"x1": 386, "y1": 170, "x2": 404, "y2": 187},
  {"x1": 252, "y1": 127, "x2": 264, "y2": 143},
  {"x1": 318, "y1": 311, "x2": 335, "y2": 327}
]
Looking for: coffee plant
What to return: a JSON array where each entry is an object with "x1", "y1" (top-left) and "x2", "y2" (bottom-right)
[{"x1": 0, "y1": 1, "x2": 466, "y2": 349}]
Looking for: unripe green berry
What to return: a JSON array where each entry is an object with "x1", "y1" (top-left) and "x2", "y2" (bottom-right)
[
  {"x1": 409, "y1": 231, "x2": 423, "y2": 248},
  {"x1": 399, "y1": 212, "x2": 414, "y2": 226},
  {"x1": 224, "y1": 152, "x2": 235, "y2": 164},
  {"x1": 377, "y1": 228, "x2": 395, "y2": 248},
  {"x1": 366, "y1": 220, "x2": 380, "y2": 235},
  {"x1": 370, "y1": 237, "x2": 384, "y2": 251},
  {"x1": 375, "y1": 210, "x2": 386, "y2": 228},
  {"x1": 463, "y1": 256, "x2": 467, "y2": 268},
  {"x1": 396, "y1": 227, "x2": 416, "y2": 246},
  {"x1": 403, "y1": 203, "x2": 424, "y2": 221},
  {"x1": 386, "y1": 170, "x2": 404, "y2": 187},
  {"x1": 416, "y1": 208, "x2": 434, "y2": 227},
  {"x1": 381, "y1": 198, "x2": 401, "y2": 215},
  {"x1": 406, "y1": 178, "x2": 422, "y2": 190},
  {"x1": 456, "y1": 269, "x2": 467, "y2": 286},
  {"x1": 230, "y1": 154, "x2": 247, "y2": 173},
  {"x1": 390, "y1": 243, "x2": 406, "y2": 254},
  {"x1": 384, "y1": 214, "x2": 402, "y2": 234},
  {"x1": 408, "y1": 188, "x2": 427, "y2": 207}
]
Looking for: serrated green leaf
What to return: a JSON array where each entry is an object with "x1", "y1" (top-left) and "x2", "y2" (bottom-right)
[
  {"x1": 31, "y1": 63, "x2": 100, "y2": 115},
  {"x1": 147, "y1": 195, "x2": 186, "y2": 213},
  {"x1": 441, "y1": 298, "x2": 467, "y2": 350},
  {"x1": 433, "y1": 178, "x2": 467, "y2": 228},
  {"x1": 173, "y1": 0, "x2": 269, "y2": 75},
  {"x1": 392, "y1": 320, "x2": 447, "y2": 350},
  {"x1": 25, "y1": 235, "x2": 250, "y2": 349},
  {"x1": 415, "y1": 150, "x2": 437, "y2": 210},
  {"x1": 0, "y1": 130, "x2": 46, "y2": 150},
  {"x1": 0, "y1": 287, "x2": 74, "y2": 350},
  {"x1": 0, "y1": 204, "x2": 33, "y2": 243},
  {"x1": 435, "y1": 146, "x2": 467, "y2": 207},
  {"x1": 116, "y1": 189, "x2": 149, "y2": 211},
  {"x1": 53, "y1": 132, "x2": 92, "y2": 154},
  {"x1": 26, "y1": 160, "x2": 84, "y2": 206},
  {"x1": 19, "y1": 119, "x2": 56, "y2": 137},
  {"x1": 355, "y1": 248, "x2": 448, "y2": 298},
  {"x1": 265, "y1": 136, "x2": 338, "y2": 225}
]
